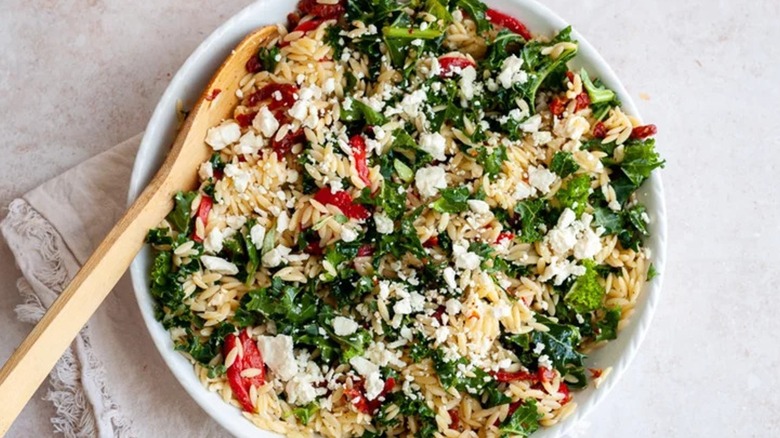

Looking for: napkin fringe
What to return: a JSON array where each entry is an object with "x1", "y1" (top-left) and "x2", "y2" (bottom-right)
[{"x1": 4, "y1": 200, "x2": 133, "y2": 438}]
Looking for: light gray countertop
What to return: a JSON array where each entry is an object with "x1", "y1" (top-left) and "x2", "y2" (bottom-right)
[{"x1": 1, "y1": 0, "x2": 778, "y2": 436}]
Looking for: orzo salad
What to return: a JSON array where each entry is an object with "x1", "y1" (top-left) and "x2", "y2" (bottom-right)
[{"x1": 146, "y1": 0, "x2": 664, "y2": 436}]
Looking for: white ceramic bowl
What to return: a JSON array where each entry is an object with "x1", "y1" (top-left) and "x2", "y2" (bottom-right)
[{"x1": 128, "y1": 1, "x2": 667, "y2": 436}]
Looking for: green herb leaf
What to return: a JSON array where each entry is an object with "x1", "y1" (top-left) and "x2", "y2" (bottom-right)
[
  {"x1": 476, "y1": 145, "x2": 507, "y2": 178},
  {"x1": 292, "y1": 402, "x2": 319, "y2": 426},
  {"x1": 514, "y1": 199, "x2": 548, "y2": 243},
  {"x1": 550, "y1": 151, "x2": 579, "y2": 178},
  {"x1": 166, "y1": 191, "x2": 197, "y2": 234},
  {"x1": 595, "y1": 307, "x2": 621, "y2": 342},
  {"x1": 565, "y1": 259, "x2": 605, "y2": 314},
  {"x1": 555, "y1": 174, "x2": 591, "y2": 217},
  {"x1": 498, "y1": 399, "x2": 543, "y2": 438},
  {"x1": 431, "y1": 187, "x2": 470, "y2": 213}
]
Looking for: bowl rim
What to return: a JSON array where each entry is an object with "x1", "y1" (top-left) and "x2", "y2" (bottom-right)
[{"x1": 128, "y1": 1, "x2": 667, "y2": 437}]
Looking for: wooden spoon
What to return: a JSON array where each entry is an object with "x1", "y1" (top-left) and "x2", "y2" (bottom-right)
[{"x1": 0, "y1": 25, "x2": 278, "y2": 434}]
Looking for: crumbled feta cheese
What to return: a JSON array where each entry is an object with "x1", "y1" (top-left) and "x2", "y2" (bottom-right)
[
  {"x1": 349, "y1": 356, "x2": 379, "y2": 377},
  {"x1": 201, "y1": 255, "x2": 238, "y2": 275},
  {"x1": 374, "y1": 213, "x2": 394, "y2": 234},
  {"x1": 393, "y1": 297, "x2": 413, "y2": 315},
  {"x1": 205, "y1": 122, "x2": 241, "y2": 151},
  {"x1": 538, "y1": 354, "x2": 553, "y2": 370},
  {"x1": 467, "y1": 199, "x2": 490, "y2": 214},
  {"x1": 341, "y1": 226, "x2": 358, "y2": 243},
  {"x1": 497, "y1": 55, "x2": 528, "y2": 89},
  {"x1": 493, "y1": 302, "x2": 511, "y2": 319},
  {"x1": 528, "y1": 166, "x2": 556, "y2": 194},
  {"x1": 459, "y1": 66, "x2": 478, "y2": 100},
  {"x1": 398, "y1": 89, "x2": 427, "y2": 118},
  {"x1": 519, "y1": 114, "x2": 543, "y2": 133},
  {"x1": 262, "y1": 244, "x2": 291, "y2": 268},
  {"x1": 513, "y1": 181, "x2": 534, "y2": 201},
  {"x1": 533, "y1": 342, "x2": 546, "y2": 355},
  {"x1": 227, "y1": 215, "x2": 247, "y2": 230},
  {"x1": 198, "y1": 161, "x2": 213, "y2": 180},
  {"x1": 434, "y1": 326, "x2": 450, "y2": 344},
  {"x1": 364, "y1": 372, "x2": 385, "y2": 401},
  {"x1": 333, "y1": 316, "x2": 359, "y2": 336},
  {"x1": 418, "y1": 132, "x2": 447, "y2": 161},
  {"x1": 323, "y1": 77, "x2": 336, "y2": 93},
  {"x1": 237, "y1": 131, "x2": 262, "y2": 155},
  {"x1": 566, "y1": 115, "x2": 590, "y2": 140},
  {"x1": 223, "y1": 163, "x2": 251, "y2": 193},
  {"x1": 285, "y1": 377, "x2": 318, "y2": 406},
  {"x1": 250, "y1": 224, "x2": 266, "y2": 250},
  {"x1": 443, "y1": 267, "x2": 458, "y2": 291},
  {"x1": 415, "y1": 166, "x2": 447, "y2": 198},
  {"x1": 203, "y1": 227, "x2": 224, "y2": 254},
  {"x1": 409, "y1": 292, "x2": 425, "y2": 312},
  {"x1": 573, "y1": 226, "x2": 602, "y2": 259},
  {"x1": 257, "y1": 335, "x2": 297, "y2": 381},
  {"x1": 453, "y1": 243, "x2": 481, "y2": 271},
  {"x1": 253, "y1": 106, "x2": 279, "y2": 138},
  {"x1": 538, "y1": 256, "x2": 586, "y2": 285},
  {"x1": 445, "y1": 298, "x2": 462, "y2": 316}
]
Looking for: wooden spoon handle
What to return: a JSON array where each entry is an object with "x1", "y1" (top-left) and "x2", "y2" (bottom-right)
[{"x1": 0, "y1": 171, "x2": 175, "y2": 435}]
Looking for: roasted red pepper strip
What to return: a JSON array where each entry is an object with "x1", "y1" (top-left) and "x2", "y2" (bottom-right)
[
  {"x1": 366, "y1": 377, "x2": 396, "y2": 412},
  {"x1": 495, "y1": 231, "x2": 514, "y2": 245},
  {"x1": 537, "y1": 366, "x2": 555, "y2": 383},
  {"x1": 486, "y1": 8, "x2": 533, "y2": 41},
  {"x1": 191, "y1": 195, "x2": 213, "y2": 242},
  {"x1": 223, "y1": 330, "x2": 266, "y2": 412},
  {"x1": 423, "y1": 235, "x2": 439, "y2": 247},
  {"x1": 438, "y1": 56, "x2": 476, "y2": 78},
  {"x1": 313, "y1": 187, "x2": 371, "y2": 220},
  {"x1": 298, "y1": 0, "x2": 345, "y2": 19},
  {"x1": 630, "y1": 124, "x2": 658, "y2": 139},
  {"x1": 344, "y1": 377, "x2": 396, "y2": 414},
  {"x1": 558, "y1": 382, "x2": 572, "y2": 405},
  {"x1": 448, "y1": 409, "x2": 460, "y2": 430},
  {"x1": 349, "y1": 134, "x2": 371, "y2": 186}
]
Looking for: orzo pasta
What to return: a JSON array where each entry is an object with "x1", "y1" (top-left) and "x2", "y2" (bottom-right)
[{"x1": 146, "y1": 0, "x2": 664, "y2": 436}]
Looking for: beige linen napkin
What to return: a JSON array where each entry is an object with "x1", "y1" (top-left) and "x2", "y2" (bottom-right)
[{"x1": 1, "y1": 135, "x2": 228, "y2": 438}]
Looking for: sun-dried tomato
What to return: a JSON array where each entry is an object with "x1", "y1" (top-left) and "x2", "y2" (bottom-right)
[
  {"x1": 313, "y1": 188, "x2": 370, "y2": 220},
  {"x1": 297, "y1": 0, "x2": 345, "y2": 19},
  {"x1": 549, "y1": 97, "x2": 567, "y2": 117},
  {"x1": 593, "y1": 121, "x2": 607, "y2": 139},
  {"x1": 344, "y1": 377, "x2": 396, "y2": 414},
  {"x1": 437, "y1": 56, "x2": 476, "y2": 78},
  {"x1": 245, "y1": 56, "x2": 262, "y2": 73},
  {"x1": 558, "y1": 382, "x2": 572, "y2": 405},
  {"x1": 270, "y1": 128, "x2": 305, "y2": 158},
  {"x1": 205, "y1": 89, "x2": 222, "y2": 101},
  {"x1": 350, "y1": 134, "x2": 371, "y2": 186},
  {"x1": 223, "y1": 330, "x2": 265, "y2": 412},
  {"x1": 575, "y1": 91, "x2": 591, "y2": 112},
  {"x1": 357, "y1": 244, "x2": 374, "y2": 257},
  {"x1": 486, "y1": 8, "x2": 533, "y2": 40},
  {"x1": 293, "y1": 18, "x2": 324, "y2": 33},
  {"x1": 235, "y1": 111, "x2": 257, "y2": 128},
  {"x1": 191, "y1": 195, "x2": 213, "y2": 242},
  {"x1": 492, "y1": 369, "x2": 537, "y2": 383},
  {"x1": 246, "y1": 83, "x2": 298, "y2": 110},
  {"x1": 495, "y1": 231, "x2": 514, "y2": 245},
  {"x1": 423, "y1": 235, "x2": 439, "y2": 247},
  {"x1": 630, "y1": 124, "x2": 657, "y2": 139},
  {"x1": 448, "y1": 409, "x2": 460, "y2": 430},
  {"x1": 537, "y1": 366, "x2": 555, "y2": 383}
]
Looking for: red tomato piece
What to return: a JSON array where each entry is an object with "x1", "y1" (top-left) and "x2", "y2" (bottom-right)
[
  {"x1": 191, "y1": 195, "x2": 213, "y2": 242},
  {"x1": 566, "y1": 71, "x2": 575, "y2": 83},
  {"x1": 495, "y1": 231, "x2": 514, "y2": 245},
  {"x1": 349, "y1": 134, "x2": 371, "y2": 186},
  {"x1": 357, "y1": 244, "x2": 374, "y2": 257},
  {"x1": 549, "y1": 97, "x2": 567, "y2": 117},
  {"x1": 448, "y1": 409, "x2": 460, "y2": 430},
  {"x1": 492, "y1": 369, "x2": 537, "y2": 383},
  {"x1": 431, "y1": 305, "x2": 446, "y2": 324},
  {"x1": 298, "y1": 0, "x2": 345, "y2": 19},
  {"x1": 486, "y1": 8, "x2": 533, "y2": 41},
  {"x1": 235, "y1": 111, "x2": 257, "y2": 128},
  {"x1": 305, "y1": 240, "x2": 323, "y2": 255},
  {"x1": 630, "y1": 124, "x2": 658, "y2": 139},
  {"x1": 593, "y1": 121, "x2": 607, "y2": 139},
  {"x1": 313, "y1": 187, "x2": 371, "y2": 220},
  {"x1": 575, "y1": 91, "x2": 591, "y2": 112},
  {"x1": 588, "y1": 368, "x2": 603, "y2": 379},
  {"x1": 438, "y1": 56, "x2": 476, "y2": 78},
  {"x1": 223, "y1": 330, "x2": 266, "y2": 412},
  {"x1": 270, "y1": 128, "x2": 305, "y2": 158}
]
